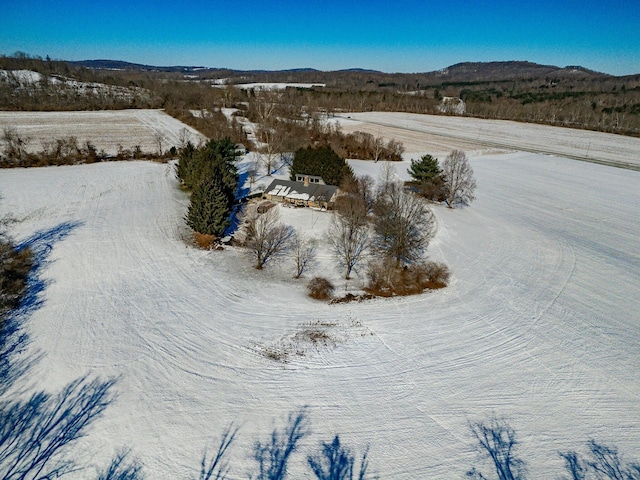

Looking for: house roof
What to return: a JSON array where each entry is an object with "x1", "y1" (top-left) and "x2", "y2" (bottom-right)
[{"x1": 264, "y1": 179, "x2": 338, "y2": 203}]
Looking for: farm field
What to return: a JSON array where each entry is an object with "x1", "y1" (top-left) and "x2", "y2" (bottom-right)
[
  {"x1": 337, "y1": 111, "x2": 640, "y2": 169},
  {"x1": 1, "y1": 113, "x2": 639, "y2": 478},
  {"x1": 0, "y1": 109, "x2": 205, "y2": 155}
]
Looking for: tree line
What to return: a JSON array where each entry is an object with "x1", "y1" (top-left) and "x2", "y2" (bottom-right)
[
  {"x1": 176, "y1": 138, "x2": 240, "y2": 240},
  {"x1": 0, "y1": 127, "x2": 174, "y2": 168},
  {"x1": 3, "y1": 53, "x2": 638, "y2": 137}
]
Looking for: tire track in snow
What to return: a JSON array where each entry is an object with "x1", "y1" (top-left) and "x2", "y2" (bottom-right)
[{"x1": 3, "y1": 148, "x2": 639, "y2": 479}]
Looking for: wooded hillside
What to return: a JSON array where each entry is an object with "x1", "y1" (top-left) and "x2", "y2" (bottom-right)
[{"x1": 2, "y1": 53, "x2": 639, "y2": 137}]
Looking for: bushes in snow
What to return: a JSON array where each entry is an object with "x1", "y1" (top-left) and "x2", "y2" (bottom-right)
[
  {"x1": 338, "y1": 130, "x2": 404, "y2": 162},
  {"x1": 366, "y1": 259, "x2": 450, "y2": 297},
  {"x1": 307, "y1": 277, "x2": 335, "y2": 300},
  {"x1": 306, "y1": 121, "x2": 405, "y2": 163},
  {"x1": 0, "y1": 234, "x2": 32, "y2": 321},
  {"x1": 0, "y1": 127, "x2": 170, "y2": 168}
]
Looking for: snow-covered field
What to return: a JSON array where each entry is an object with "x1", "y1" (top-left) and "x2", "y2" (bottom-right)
[
  {"x1": 337, "y1": 111, "x2": 640, "y2": 170},
  {"x1": 215, "y1": 82, "x2": 326, "y2": 90},
  {"x1": 0, "y1": 109, "x2": 205, "y2": 155},
  {"x1": 1, "y1": 114, "x2": 639, "y2": 478}
]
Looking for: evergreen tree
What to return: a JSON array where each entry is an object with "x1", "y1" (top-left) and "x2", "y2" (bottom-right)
[
  {"x1": 408, "y1": 154, "x2": 441, "y2": 183},
  {"x1": 175, "y1": 141, "x2": 196, "y2": 186},
  {"x1": 177, "y1": 138, "x2": 238, "y2": 192},
  {"x1": 290, "y1": 146, "x2": 353, "y2": 186},
  {"x1": 185, "y1": 176, "x2": 231, "y2": 237},
  {"x1": 407, "y1": 154, "x2": 446, "y2": 201},
  {"x1": 179, "y1": 137, "x2": 240, "y2": 238}
]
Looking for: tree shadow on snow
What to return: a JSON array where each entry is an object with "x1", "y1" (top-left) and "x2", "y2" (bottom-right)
[
  {"x1": 0, "y1": 220, "x2": 126, "y2": 479},
  {"x1": 0, "y1": 220, "x2": 83, "y2": 394},
  {"x1": 225, "y1": 170, "x2": 250, "y2": 237}
]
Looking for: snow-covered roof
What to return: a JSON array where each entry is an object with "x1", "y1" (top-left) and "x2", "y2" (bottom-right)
[{"x1": 264, "y1": 179, "x2": 338, "y2": 203}]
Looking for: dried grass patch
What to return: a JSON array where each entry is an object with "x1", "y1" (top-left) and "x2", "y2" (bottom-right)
[
  {"x1": 256, "y1": 319, "x2": 371, "y2": 363},
  {"x1": 193, "y1": 232, "x2": 218, "y2": 250}
]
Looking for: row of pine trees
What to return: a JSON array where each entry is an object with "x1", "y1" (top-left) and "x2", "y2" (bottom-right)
[{"x1": 177, "y1": 138, "x2": 239, "y2": 237}]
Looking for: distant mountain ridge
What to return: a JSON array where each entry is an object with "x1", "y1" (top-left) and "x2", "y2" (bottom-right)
[
  {"x1": 71, "y1": 59, "x2": 208, "y2": 73},
  {"x1": 433, "y1": 61, "x2": 610, "y2": 81},
  {"x1": 70, "y1": 59, "x2": 621, "y2": 82},
  {"x1": 67, "y1": 60, "x2": 640, "y2": 90}
]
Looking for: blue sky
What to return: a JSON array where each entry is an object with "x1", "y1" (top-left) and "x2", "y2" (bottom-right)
[{"x1": 2, "y1": 0, "x2": 639, "y2": 75}]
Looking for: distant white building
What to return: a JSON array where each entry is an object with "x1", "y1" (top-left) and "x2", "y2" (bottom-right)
[{"x1": 438, "y1": 96, "x2": 466, "y2": 115}]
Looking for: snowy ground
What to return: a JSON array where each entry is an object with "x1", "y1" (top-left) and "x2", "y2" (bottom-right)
[
  {"x1": 1, "y1": 115, "x2": 639, "y2": 478},
  {"x1": 215, "y1": 82, "x2": 326, "y2": 90},
  {"x1": 0, "y1": 109, "x2": 205, "y2": 155},
  {"x1": 336, "y1": 111, "x2": 640, "y2": 170}
]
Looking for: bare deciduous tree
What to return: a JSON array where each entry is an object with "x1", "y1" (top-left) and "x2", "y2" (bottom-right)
[
  {"x1": 291, "y1": 234, "x2": 317, "y2": 279},
  {"x1": 242, "y1": 207, "x2": 295, "y2": 269},
  {"x1": 339, "y1": 175, "x2": 375, "y2": 215},
  {"x1": 154, "y1": 132, "x2": 165, "y2": 156},
  {"x1": 177, "y1": 128, "x2": 192, "y2": 150},
  {"x1": 257, "y1": 129, "x2": 285, "y2": 176},
  {"x1": 372, "y1": 182, "x2": 434, "y2": 267},
  {"x1": 254, "y1": 91, "x2": 285, "y2": 176},
  {"x1": 372, "y1": 137, "x2": 384, "y2": 162},
  {"x1": 328, "y1": 210, "x2": 370, "y2": 280},
  {"x1": 441, "y1": 149, "x2": 477, "y2": 208},
  {"x1": 377, "y1": 162, "x2": 397, "y2": 193}
]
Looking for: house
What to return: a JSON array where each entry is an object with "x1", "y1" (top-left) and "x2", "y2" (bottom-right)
[
  {"x1": 293, "y1": 174, "x2": 325, "y2": 185},
  {"x1": 263, "y1": 175, "x2": 338, "y2": 209}
]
